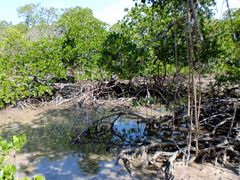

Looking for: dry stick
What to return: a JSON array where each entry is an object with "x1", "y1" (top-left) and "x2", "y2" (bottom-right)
[
  {"x1": 186, "y1": 0, "x2": 191, "y2": 118},
  {"x1": 172, "y1": 11, "x2": 178, "y2": 129},
  {"x1": 203, "y1": 102, "x2": 237, "y2": 164},
  {"x1": 189, "y1": 0, "x2": 202, "y2": 155},
  {"x1": 193, "y1": 72, "x2": 199, "y2": 153},
  {"x1": 227, "y1": 102, "x2": 237, "y2": 140},
  {"x1": 186, "y1": 0, "x2": 193, "y2": 165},
  {"x1": 197, "y1": 73, "x2": 202, "y2": 125},
  {"x1": 190, "y1": 0, "x2": 203, "y2": 42},
  {"x1": 212, "y1": 117, "x2": 232, "y2": 135},
  {"x1": 196, "y1": 73, "x2": 202, "y2": 155},
  {"x1": 190, "y1": 0, "x2": 204, "y2": 155},
  {"x1": 150, "y1": 88, "x2": 168, "y2": 104},
  {"x1": 188, "y1": 7, "x2": 199, "y2": 156},
  {"x1": 189, "y1": 1, "x2": 196, "y2": 160},
  {"x1": 199, "y1": 113, "x2": 232, "y2": 124}
]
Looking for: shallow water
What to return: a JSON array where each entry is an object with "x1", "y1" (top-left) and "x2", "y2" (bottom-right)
[
  {"x1": 0, "y1": 105, "x2": 147, "y2": 179},
  {"x1": 1, "y1": 105, "x2": 238, "y2": 180}
]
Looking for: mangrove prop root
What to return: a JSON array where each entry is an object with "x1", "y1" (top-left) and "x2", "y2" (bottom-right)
[{"x1": 73, "y1": 98, "x2": 239, "y2": 178}]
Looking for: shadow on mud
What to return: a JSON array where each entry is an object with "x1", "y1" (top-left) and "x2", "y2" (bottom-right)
[{"x1": 0, "y1": 106, "x2": 147, "y2": 179}]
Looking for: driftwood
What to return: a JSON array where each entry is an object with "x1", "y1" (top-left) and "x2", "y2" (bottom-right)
[
  {"x1": 12, "y1": 76, "x2": 239, "y2": 110},
  {"x1": 50, "y1": 76, "x2": 186, "y2": 107},
  {"x1": 72, "y1": 97, "x2": 240, "y2": 178}
]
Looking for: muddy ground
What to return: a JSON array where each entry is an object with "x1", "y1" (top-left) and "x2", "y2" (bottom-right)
[{"x1": 0, "y1": 102, "x2": 239, "y2": 179}]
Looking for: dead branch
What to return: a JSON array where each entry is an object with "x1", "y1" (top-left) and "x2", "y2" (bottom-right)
[{"x1": 72, "y1": 97, "x2": 239, "y2": 178}]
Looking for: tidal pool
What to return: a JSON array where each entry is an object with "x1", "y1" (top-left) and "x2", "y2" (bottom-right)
[
  {"x1": 0, "y1": 105, "x2": 147, "y2": 180},
  {"x1": 1, "y1": 105, "x2": 238, "y2": 180}
]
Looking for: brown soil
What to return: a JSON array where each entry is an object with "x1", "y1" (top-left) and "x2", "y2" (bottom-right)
[
  {"x1": 174, "y1": 162, "x2": 239, "y2": 180},
  {"x1": 0, "y1": 103, "x2": 71, "y2": 125},
  {"x1": 0, "y1": 103, "x2": 239, "y2": 180}
]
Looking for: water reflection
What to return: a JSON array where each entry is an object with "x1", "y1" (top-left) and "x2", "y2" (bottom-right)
[
  {"x1": 0, "y1": 106, "x2": 145, "y2": 179},
  {"x1": 113, "y1": 118, "x2": 147, "y2": 144},
  {"x1": 35, "y1": 153, "x2": 131, "y2": 180}
]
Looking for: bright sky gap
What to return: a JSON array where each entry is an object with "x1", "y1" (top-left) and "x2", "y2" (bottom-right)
[{"x1": 0, "y1": 0, "x2": 240, "y2": 25}]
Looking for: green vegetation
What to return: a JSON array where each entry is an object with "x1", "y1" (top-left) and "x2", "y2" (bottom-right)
[
  {"x1": 0, "y1": 1, "x2": 239, "y2": 179},
  {"x1": 0, "y1": 134, "x2": 26, "y2": 179},
  {"x1": 0, "y1": 2, "x2": 239, "y2": 108},
  {"x1": 0, "y1": 134, "x2": 45, "y2": 179},
  {"x1": 214, "y1": 8, "x2": 240, "y2": 83},
  {"x1": 57, "y1": 7, "x2": 108, "y2": 80}
]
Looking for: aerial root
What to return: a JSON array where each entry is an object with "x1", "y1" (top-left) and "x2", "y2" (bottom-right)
[{"x1": 72, "y1": 97, "x2": 239, "y2": 178}]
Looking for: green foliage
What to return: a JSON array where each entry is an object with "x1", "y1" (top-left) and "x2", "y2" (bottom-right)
[
  {"x1": 0, "y1": 21, "x2": 12, "y2": 30},
  {"x1": 0, "y1": 25, "x2": 66, "y2": 108},
  {"x1": 0, "y1": 2, "x2": 240, "y2": 108},
  {"x1": 205, "y1": 8, "x2": 240, "y2": 82},
  {"x1": 110, "y1": 23, "x2": 122, "y2": 34},
  {"x1": 22, "y1": 176, "x2": 46, "y2": 180},
  {"x1": 0, "y1": 134, "x2": 45, "y2": 179},
  {"x1": 102, "y1": 1, "x2": 239, "y2": 82},
  {"x1": 57, "y1": 7, "x2": 108, "y2": 80},
  {"x1": 102, "y1": 3, "x2": 188, "y2": 78},
  {"x1": 100, "y1": 32, "x2": 145, "y2": 79},
  {"x1": 0, "y1": 5, "x2": 110, "y2": 108},
  {"x1": 0, "y1": 134, "x2": 26, "y2": 179},
  {"x1": 0, "y1": 134, "x2": 26, "y2": 152},
  {"x1": 220, "y1": 9, "x2": 240, "y2": 73}
]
